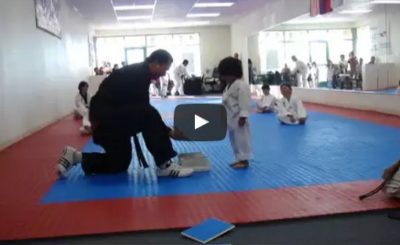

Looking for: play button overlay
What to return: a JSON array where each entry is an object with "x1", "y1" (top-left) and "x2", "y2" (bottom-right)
[
  {"x1": 195, "y1": 115, "x2": 209, "y2": 130},
  {"x1": 174, "y1": 104, "x2": 227, "y2": 141}
]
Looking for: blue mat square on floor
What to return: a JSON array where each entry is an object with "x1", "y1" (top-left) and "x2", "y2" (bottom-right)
[{"x1": 41, "y1": 98, "x2": 400, "y2": 204}]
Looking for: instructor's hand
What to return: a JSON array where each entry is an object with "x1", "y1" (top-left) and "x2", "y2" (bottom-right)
[{"x1": 169, "y1": 127, "x2": 188, "y2": 141}]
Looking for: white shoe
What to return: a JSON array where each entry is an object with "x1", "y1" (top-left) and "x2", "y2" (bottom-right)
[
  {"x1": 57, "y1": 146, "x2": 80, "y2": 178},
  {"x1": 157, "y1": 162, "x2": 194, "y2": 178}
]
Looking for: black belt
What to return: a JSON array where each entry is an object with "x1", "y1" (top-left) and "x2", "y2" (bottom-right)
[{"x1": 133, "y1": 135, "x2": 149, "y2": 168}]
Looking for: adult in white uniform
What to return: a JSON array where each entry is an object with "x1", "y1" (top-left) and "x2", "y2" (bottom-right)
[
  {"x1": 291, "y1": 56, "x2": 308, "y2": 88},
  {"x1": 74, "y1": 81, "x2": 92, "y2": 134},
  {"x1": 160, "y1": 74, "x2": 171, "y2": 98},
  {"x1": 276, "y1": 83, "x2": 307, "y2": 125},
  {"x1": 311, "y1": 62, "x2": 319, "y2": 88},
  {"x1": 256, "y1": 84, "x2": 276, "y2": 113},
  {"x1": 173, "y1": 60, "x2": 190, "y2": 96},
  {"x1": 219, "y1": 57, "x2": 252, "y2": 169}
]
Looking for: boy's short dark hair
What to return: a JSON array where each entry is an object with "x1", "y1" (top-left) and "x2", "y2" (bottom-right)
[
  {"x1": 183, "y1": 59, "x2": 189, "y2": 65},
  {"x1": 218, "y1": 57, "x2": 243, "y2": 79},
  {"x1": 147, "y1": 49, "x2": 173, "y2": 64},
  {"x1": 78, "y1": 81, "x2": 88, "y2": 90},
  {"x1": 262, "y1": 84, "x2": 270, "y2": 90},
  {"x1": 280, "y1": 83, "x2": 292, "y2": 90}
]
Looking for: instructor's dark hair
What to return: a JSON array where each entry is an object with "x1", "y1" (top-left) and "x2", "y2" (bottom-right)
[
  {"x1": 147, "y1": 49, "x2": 173, "y2": 64},
  {"x1": 218, "y1": 57, "x2": 243, "y2": 79}
]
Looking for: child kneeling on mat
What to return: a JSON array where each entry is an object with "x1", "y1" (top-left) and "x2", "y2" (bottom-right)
[
  {"x1": 256, "y1": 84, "x2": 277, "y2": 113},
  {"x1": 219, "y1": 57, "x2": 252, "y2": 169},
  {"x1": 276, "y1": 83, "x2": 307, "y2": 125}
]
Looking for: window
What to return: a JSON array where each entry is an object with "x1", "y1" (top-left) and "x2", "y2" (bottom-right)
[
  {"x1": 96, "y1": 37, "x2": 125, "y2": 67},
  {"x1": 95, "y1": 33, "x2": 201, "y2": 76}
]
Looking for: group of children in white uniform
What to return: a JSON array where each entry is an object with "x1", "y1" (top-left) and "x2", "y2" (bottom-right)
[{"x1": 256, "y1": 84, "x2": 307, "y2": 125}]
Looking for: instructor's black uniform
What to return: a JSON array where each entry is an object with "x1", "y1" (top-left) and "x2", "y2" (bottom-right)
[{"x1": 82, "y1": 61, "x2": 177, "y2": 174}]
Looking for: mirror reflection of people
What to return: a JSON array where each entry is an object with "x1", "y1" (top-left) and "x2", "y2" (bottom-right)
[
  {"x1": 112, "y1": 64, "x2": 119, "y2": 72},
  {"x1": 291, "y1": 56, "x2": 307, "y2": 88},
  {"x1": 94, "y1": 67, "x2": 100, "y2": 76},
  {"x1": 357, "y1": 58, "x2": 364, "y2": 88},
  {"x1": 348, "y1": 51, "x2": 358, "y2": 79},
  {"x1": 327, "y1": 59, "x2": 339, "y2": 89},
  {"x1": 57, "y1": 50, "x2": 194, "y2": 178},
  {"x1": 281, "y1": 64, "x2": 291, "y2": 83},
  {"x1": 276, "y1": 83, "x2": 307, "y2": 125},
  {"x1": 220, "y1": 57, "x2": 252, "y2": 169},
  {"x1": 311, "y1": 62, "x2": 319, "y2": 88},
  {"x1": 172, "y1": 59, "x2": 190, "y2": 96},
  {"x1": 339, "y1": 54, "x2": 348, "y2": 74},
  {"x1": 248, "y1": 59, "x2": 255, "y2": 84},
  {"x1": 369, "y1": 56, "x2": 376, "y2": 65}
]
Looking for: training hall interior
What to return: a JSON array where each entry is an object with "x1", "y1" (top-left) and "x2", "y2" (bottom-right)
[{"x1": 1, "y1": 0, "x2": 400, "y2": 244}]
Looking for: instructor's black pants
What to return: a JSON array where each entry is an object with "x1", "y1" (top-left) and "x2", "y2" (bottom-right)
[{"x1": 82, "y1": 105, "x2": 176, "y2": 175}]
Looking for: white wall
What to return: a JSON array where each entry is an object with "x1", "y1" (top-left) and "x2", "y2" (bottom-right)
[
  {"x1": 0, "y1": 0, "x2": 90, "y2": 149},
  {"x1": 231, "y1": 0, "x2": 310, "y2": 83},
  {"x1": 248, "y1": 34, "x2": 261, "y2": 73},
  {"x1": 294, "y1": 88, "x2": 400, "y2": 116},
  {"x1": 95, "y1": 26, "x2": 231, "y2": 75},
  {"x1": 356, "y1": 5, "x2": 400, "y2": 84}
]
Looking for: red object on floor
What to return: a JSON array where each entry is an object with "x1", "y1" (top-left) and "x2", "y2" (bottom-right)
[{"x1": 1, "y1": 106, "x2": 400, "y2": 241}]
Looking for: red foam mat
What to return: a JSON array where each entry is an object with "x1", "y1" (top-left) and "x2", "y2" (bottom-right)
[{"x1": 0, "y1": 105, "x2": 400, "y2": 241}]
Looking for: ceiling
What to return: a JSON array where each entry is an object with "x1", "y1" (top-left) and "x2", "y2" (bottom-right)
[
  {"x1": 276, "y1": 0, "x2": 398, "y2": 28},
  {"x1": 70, "y1": 0, "x2": 269, "y2": 30}
]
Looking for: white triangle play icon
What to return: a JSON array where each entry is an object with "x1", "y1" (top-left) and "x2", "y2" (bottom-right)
[{"x1": 195, "y1": 114, "x2": 209, "y2": 130}]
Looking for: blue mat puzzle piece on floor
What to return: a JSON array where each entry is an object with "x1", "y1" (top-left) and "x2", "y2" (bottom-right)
[{"x1": 41, "y1": 98, "x2": 400, "y2": 204}]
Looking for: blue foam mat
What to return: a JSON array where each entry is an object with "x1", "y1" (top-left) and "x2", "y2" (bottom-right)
[{"x1": 41, "y1": 98, "x2": 400, "y2": 204}]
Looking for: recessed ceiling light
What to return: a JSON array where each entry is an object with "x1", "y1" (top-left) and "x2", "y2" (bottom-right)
[
  {"x1": 187, "y1": 13, "x2": 221, "y2": 18},
  {"x1": 194, "y1": 2, "x2": 235, "y2": 8},
  {"x1": 117, "y1": 15, "x2": 153, "y2": 20},
  {"x1": 114, "y1": 5, "x2": 154, "y2": 10},
  {"x1": 339, "y1": 9, "x2": 372, "y2": 14},
  {"x1": 370, "y1": 0, "x2": 400, "y2": 3},
  {"x1": 104, "y1": 21, "x2": 211, "y2": 30}
]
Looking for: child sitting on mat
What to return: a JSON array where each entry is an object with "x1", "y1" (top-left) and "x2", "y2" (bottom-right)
[
  {"x1": 219, "y1": 57, "x2": 252, "y2": 169},
  {"x1": 256, "y1": 84, "x2": 276, "y2": 113},
  {"x1": 276, "y1": 83, "x2": 307, "y2": 125},
  {"x1": 74, "y1": 81, "x2": 92, "y2": 135}
]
